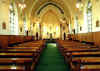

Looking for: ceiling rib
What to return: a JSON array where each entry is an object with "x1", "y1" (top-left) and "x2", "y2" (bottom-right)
[{"x1": 37, "y1": 2, "x2": 64, "y2": 15}]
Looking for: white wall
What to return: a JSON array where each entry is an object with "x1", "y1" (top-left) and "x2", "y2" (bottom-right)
[
  {"x1": 0, "y1": 0, "x2": 10, "y2": 35},
  {"x1": 92, "y1": 0, "x2": 100, "y2": 32}
]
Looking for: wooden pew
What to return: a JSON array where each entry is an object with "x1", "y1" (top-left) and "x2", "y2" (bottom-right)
[
  {"x1": 0, "y1": 48, "x2": 40, "y2": 61},
  {"x1": 57, "y1": 40, "x2": 96, "y2": 49},
  {"x1": 0, "y1": 58, "x2": 33, "y2": 68},
  {"x1": 17, "y1": 41, "x2": 43, "y2": 47},
  {"x1": 65, "y1": 51, "x2": 100, "y2": 71},
  {"x1": 61, "y1": 48, "x2": 99, "y2": 58},
  {"x1": 57, "y1": 40, "x2": 97, "y2": 55},
  {"x1": 56, "y1": 40, "x2": 100, "y2": 71},
  {"x1": 0, "y1": 52, "x2": 33, "y2": 58},
  {"x1": 70, "y1": 52, "x2": 100, "y2": 62},
  {"x1": 72, "y1": 57, "x2": 100, "y2": 71},
  {"x1": 0, "y1": 35, "x2": 45, "y2": 71},
  {"x1": 5, "y1": 47, "x2": 41, "y2": 60},
  {"x1": 64, "y1": 48, "x2": 99, "y2": 53},
  {"x1": 0, "y1": 46, "x2": 42, "y2": 71},
  {"x1": 80, "y1": 65, "x2": 100, "y2": 71},
  {"x1": 0, "y1": 35, "x2": 36, "y2": 48},
  {"x1": 65, "y1": 50, "x2": 100, "y2": 62},
  {"x1": 15, "y1": 41, "x2": 45, "y2": 53},
  {"x1": 24, "y1": 36, "x2": 33, "y2": 42},
  {"x1": 0, "y1": 49, "x2": 40, "y2": 53},
  {"x1": 0, "y1": 65, "x2": 25, "y2": 71},
  {"x1": 0, "y1": 53, "x2": 34, "y2": 71},
  {"x1": 7, "y1": 47, "x2": 40, "y2": 50},
  {"x1": 0, "y1": 35, "x2": 8, "y2": 48},
  {"x1": 0, "y1": 51, "x2": 37, "y2": 71}
]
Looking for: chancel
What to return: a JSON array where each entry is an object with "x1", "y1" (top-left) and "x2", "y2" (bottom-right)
[{"x1": 0, "y1": 0, "x2": 100, "y2": 71}]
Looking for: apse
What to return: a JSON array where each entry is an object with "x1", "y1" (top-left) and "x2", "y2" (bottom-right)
[{"x1": 41, "y1": 9, "x2": 60, "y2": 39}]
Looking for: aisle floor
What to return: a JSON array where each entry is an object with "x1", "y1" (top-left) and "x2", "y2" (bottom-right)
[{"x1": 35, "y1": 43, "x2": 70, "y2": 71}]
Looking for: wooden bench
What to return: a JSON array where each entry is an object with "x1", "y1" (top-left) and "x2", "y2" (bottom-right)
[
  {"x1": 65, "y1": 51, "x2": 100, "y2": 71},
  {"x1": 7, "y1": 47, "x2": 40, "y2": 50},
  {"x1": 0, "y1": 35, "x2": 45, "y2": 71},
  {"x1": 60, "y1": 48, "x2": 99, "y2": 58},
  {"x1": 65, "y1": 51, "x2": 100, "y2": 61},
  {"x1": 0, "y1": 53, "x2": 34, "y2": 71},
  {"x1": 0, "y1": 52, "x2": 33, "y2": 58},
  {"x1": 0, "y1": 49, "x2": 40, "y2": 53},
  {"x1": 0, "y1": 50, "x2": 38, "y2": 71},
  {"x1": 0, "y1": 65, "x2": 25, "y2": 71},
  {"x1": 57, "y1": 40, "x2": 100, "y2": 71},
  {"x1": 72, "y1": 57, "x2": 100, "y2": 71},
  {"x1": 3, "y1": 48, "x2": 40, "y2": 60},
  {"x1": 0, "y1": 35, "x2": 8, "y2": 48},
  {"x1": 0, "y1": 49, "x2": 40, "y2": 60},
  {"x1": 80, "y1": 65, "x2": 100, "y2": 71}
]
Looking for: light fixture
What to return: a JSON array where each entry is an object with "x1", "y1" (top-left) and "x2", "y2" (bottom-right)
[
  {"x1": 76, "y1": 3, "x2": 80, "y2": 8},
  {"x1": 19, "y1": 3, "x2": 26, "y2": 9},
  {"x1": 18, "y1": 0, "x2": 26, "y2": 10},
  {"x1": 76, "y1": 0, "x2": 83, "y2": 9},
  {"x1": 18, "y1": 1, "x2": 26, "y2": 17},
  {"x1": 9, "y1": 3, "x2": 13, "y2": 10}
]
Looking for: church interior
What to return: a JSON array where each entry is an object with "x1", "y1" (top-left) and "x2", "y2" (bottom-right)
[{"x1": 0, "y1": 0, "x2": 100, "y2": 71}]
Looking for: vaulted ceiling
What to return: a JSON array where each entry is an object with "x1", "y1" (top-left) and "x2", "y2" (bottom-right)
[{"x1": 16, "y1": 0, "x2": 80, "y2": 19}]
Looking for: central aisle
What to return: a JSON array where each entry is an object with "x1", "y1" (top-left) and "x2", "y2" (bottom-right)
[{"x1": 35, "y1": 43, "x2": 70, "y2": 71}]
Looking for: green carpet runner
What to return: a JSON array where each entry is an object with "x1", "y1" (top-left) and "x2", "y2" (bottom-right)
[{"x1": 35, "y1": 43, "x2": 70, "y2": 71}]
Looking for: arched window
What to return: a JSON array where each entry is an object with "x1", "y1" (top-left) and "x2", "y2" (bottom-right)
[
  {"x1": 87, "y1": 0, "x2": 92, "y2": 32},
  {"x1": 9, "y1": 2, "x2": 18, "y2": 35}
]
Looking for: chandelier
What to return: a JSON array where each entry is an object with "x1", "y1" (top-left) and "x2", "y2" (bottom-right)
[
  {"x1": 19, "y1": 3, "x2": 26, "y2": 10},
  {"x1": 76, "y1": 0, "x2": 83, "y2": 11},
  {"x1": 18, "y1": 0, "x2": 26, "y2": 10}
]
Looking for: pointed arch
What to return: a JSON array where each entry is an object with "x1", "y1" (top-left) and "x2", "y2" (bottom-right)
[{"x1": 37, "y1": 2, "x2": 64, "y2": 15}]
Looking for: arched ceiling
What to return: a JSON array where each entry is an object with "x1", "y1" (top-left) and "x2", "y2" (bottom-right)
[
  {"x1": 16, "y1": 0, "x2": 82, "y2": 21},
  {"x1": 20, "y1": 0, "x2": 79, "y2": 18},
  {"x1": 37, "y1": 2, "x2": 64, "y2": 15},
  {"x1": 30, "y1": 0, "x2": 71, "y2": 18},
  {"x1": 39, "y1": 5, "x2": 63, "y2": 20}
]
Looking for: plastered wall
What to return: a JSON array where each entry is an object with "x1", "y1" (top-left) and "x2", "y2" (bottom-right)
[
  {"x1": 0, "y1": 0, "x2": 10, "y2": 35},
  {"x1": 72, "y1": 0, "x2": 100, "y2": 47}
]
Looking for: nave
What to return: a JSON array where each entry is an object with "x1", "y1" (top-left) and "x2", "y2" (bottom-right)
[
  {"x1": 1, "y1": 0, "x2": 100, "y2": 71},
  {"x1": 0, "y1": 35, "x2": 100, "y2": 71}
]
